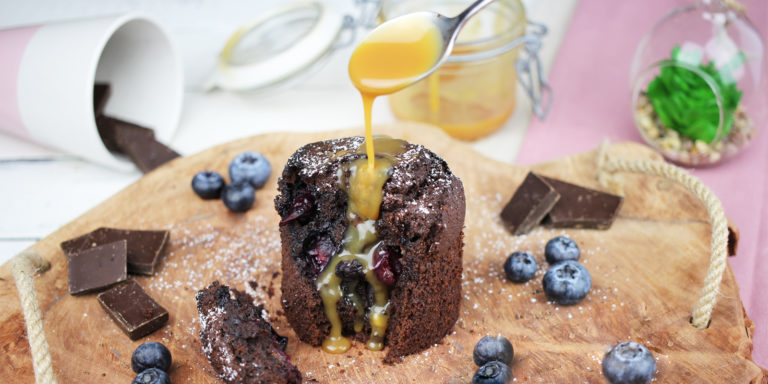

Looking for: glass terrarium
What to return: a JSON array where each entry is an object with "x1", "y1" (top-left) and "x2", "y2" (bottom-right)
[{"x1": 630, "y1": 0, "x2": 766, "y2": 166}]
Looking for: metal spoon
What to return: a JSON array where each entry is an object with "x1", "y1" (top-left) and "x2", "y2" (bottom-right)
[{"x1": 383, "y1": 0, "x2": 498, "y2": 87}]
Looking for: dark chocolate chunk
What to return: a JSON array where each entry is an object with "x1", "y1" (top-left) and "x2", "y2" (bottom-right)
[
  {"x1": 727, "y1": 219, "x2": 739, "y2": 257},
  {"x1": 61, "y1": 227, "x2": 169, "y2": 275},
  {"x1": 68, "y1": 240, "x2": 127, "y2": 295},
  {"x1": 96, "y1": 115, "x2": 180, "y2": 172},
  {"x1": 96, "y1": 116, "x2": 154, "y2": 155},
  {"x1": 539, "y1": 175, "x2": 623, "y2": 230},
  {"x1": 93, "y1": 83, "x2": 111, "y2": 117},
  {"x1": 98, "y1": 279, "x2": 169, "y2": 340},
  {"x1": 500, "y1": 172, "x2": 560, "y2": 235},
  {"x1": 118, "y1": 128, "x2": 180, "y2": 173}
]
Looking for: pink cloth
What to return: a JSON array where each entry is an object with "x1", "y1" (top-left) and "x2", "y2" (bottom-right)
[
  {"x1": 0, "y1": 26, "x2": 38, "y2": 139},
  {"x1": 518, "y1": 0, "x2": 768, "y2": 366}
]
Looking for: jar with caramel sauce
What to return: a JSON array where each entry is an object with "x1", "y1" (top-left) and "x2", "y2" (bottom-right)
[{"x1": 379, "y1": 0, "x2": 550, "y2": 141}]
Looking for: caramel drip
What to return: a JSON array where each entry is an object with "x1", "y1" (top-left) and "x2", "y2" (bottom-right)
[
  {"x1": 317, "y1": 137, "x2": 406, "y2": 353},
  {"x1": 325, "y1": 11, "x2": 440, "y2": 354}
]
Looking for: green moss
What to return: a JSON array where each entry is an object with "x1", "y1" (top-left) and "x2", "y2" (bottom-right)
[{"x1": 645, "y1": 46, "x2": 742, "y2": 143}]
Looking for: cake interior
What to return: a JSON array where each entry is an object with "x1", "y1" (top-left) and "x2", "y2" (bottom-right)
[{"x1": 276, "y1": 136, "x2": 465, "y2": 361}]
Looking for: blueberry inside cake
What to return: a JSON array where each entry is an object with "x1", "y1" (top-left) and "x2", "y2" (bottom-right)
[{"x1": 275, "y1": 136, "x2": 465, "y2": 362}]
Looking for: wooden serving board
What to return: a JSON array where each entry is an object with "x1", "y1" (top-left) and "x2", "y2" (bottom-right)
[{"x1": 0, "y1": 124, "x2": 765, "y2": 383}]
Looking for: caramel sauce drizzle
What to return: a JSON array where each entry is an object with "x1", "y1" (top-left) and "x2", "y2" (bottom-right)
[{"x1": 316, "y1": 137, "x2": 406, "y2": 353}]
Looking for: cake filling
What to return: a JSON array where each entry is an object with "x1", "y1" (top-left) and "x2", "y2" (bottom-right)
[{"x1": 316, "y1": 136, "x2": 406, "y2": 353}]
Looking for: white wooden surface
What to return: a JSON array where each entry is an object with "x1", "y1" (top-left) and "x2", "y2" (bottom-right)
[{"x1": 0, "y1": 0, "x2": 577, "y2": 264}]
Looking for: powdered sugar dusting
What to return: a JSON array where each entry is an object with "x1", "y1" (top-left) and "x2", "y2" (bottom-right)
[{"x1": 148, "y1": 216, "x2": 281, "y2": 296}]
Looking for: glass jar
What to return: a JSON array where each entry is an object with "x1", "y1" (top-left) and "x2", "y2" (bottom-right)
[
  {"x1": 380, "y1": 0, "x2": 533, "y2": 141},
  {"x1": 630, "y1": 0, "x2": 766, "y2": 166}
]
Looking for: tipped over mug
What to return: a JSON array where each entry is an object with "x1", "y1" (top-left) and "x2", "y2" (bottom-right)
[{"x1": 0, "y1": 13, "x2": 183, "y2": 170}]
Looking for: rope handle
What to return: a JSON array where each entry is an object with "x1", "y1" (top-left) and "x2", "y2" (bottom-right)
[
  {"x1": 11, "y1": 250, "x2": 58, "y2": 384},
  {"x1": 596, "y1": 141, "x2": 728, "y2": 329}
]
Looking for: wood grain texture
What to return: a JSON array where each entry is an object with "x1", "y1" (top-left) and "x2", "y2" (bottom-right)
[{"x1": 0, "y1": 124, "x2": 765, "y2": 383}]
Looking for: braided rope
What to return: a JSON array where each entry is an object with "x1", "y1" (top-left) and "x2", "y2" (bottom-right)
[
  {"x1": 11, "y1": 250, "x2": 58, "y2": 384},
  {"x1": 722, "y1": 0, "x2": 746, "y2": 13},
  {"x1": 597, "y1": 142, "x2": 729, "y2": 329}
]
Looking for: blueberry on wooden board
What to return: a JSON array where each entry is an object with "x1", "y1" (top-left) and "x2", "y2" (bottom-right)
[
  {"x1": 229, "y1": 151, "x2": 271, "y2": 189},
  {"x1": 191, "y1": 171, "x2": 225, "y2": 199},
  {"x1": 602, "y1": 341, "x2": 656, "y2": 384},
  {"x1": 503, "y1": 251, "x2": 538, "y2": 283},
  {"x1": 132, "y1": 368, "x2": 171, "y2": 384},
  {"x1": 473, "y1": 335, "x2": 514, "y2": 366},
  {"x1": 544, "y1": 236, "x2": 580, "y2": 264},
  {"x1": 472, "y1": 361, "x2": 511, "y2": 384},
  {"x1": 132, "y1": 342, "x2": 172, "y2": 373},
  {"x1": 222, "y1": 182, "x2": 255, "y2": 212},
  {"x1": 542, "y1": 260, "x2": 591, "y2": 305}
]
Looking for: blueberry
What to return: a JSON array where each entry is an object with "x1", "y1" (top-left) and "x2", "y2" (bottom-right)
[
  {"x1": 473, "y1": 335, "x2": 514, "y2": 366},
  {"x1": 544, "y1": 236, "x2": 580, "y2": 264},
  {"x1": 132, "y1": 368, "x2": 171, "y2": 384},
  {"x1": 306, "y1": 236, "x2": 336, "y2": 274},
  {"x1": 229, "y1": 151, "x2": 271, "y2": 189},
  {"x1": 472, "y1": 361, "x2": 511, "y2": 384},
  {"x1": 222, "y1": 182, "x2": 255, "y2": 212},
  {"x1": 372, "y1": 246, "x2": 401, "y2": 287},
  {"x1": 602, "y1": 341, "x2": 656, "y2": 384},
  {"x1": 503, "y1": 251, "x2": 538, "y2": 283},
  {"x1": 542, "y1": 260, "x2": 591, "y2": 305},
  {"x1": 191, "y1": 170, "x2": 225, "y2": 199},
  {"x1": 336, "y1": 260, "x2": 365, "y2": 281},
  {"x1": 131, "y1": 342, "x2": 172, "y2": 373},
  {"x1": 279, "y1": 191, "x2": 315, "y2": 225}
]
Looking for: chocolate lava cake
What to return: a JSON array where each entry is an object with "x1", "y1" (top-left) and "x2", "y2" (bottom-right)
[
  {"x1": 196, "y1": 281, "x2": 302, "y2": 384},
  {"x1": 274, "y1": 136, "x2": 465, "y2": 362}
]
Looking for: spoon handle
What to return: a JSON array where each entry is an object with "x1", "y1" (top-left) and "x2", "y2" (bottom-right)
[{"x1": 455, "y1": 0, "x2": 497, "y2": 24}]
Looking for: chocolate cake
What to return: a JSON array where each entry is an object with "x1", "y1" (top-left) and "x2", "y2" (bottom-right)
[
  {"x1": 274, "y1": 136, "x2": 465, "y2": 362},
  {"x1": 196, "y1": 281, "x2": 302, "y2": 384}
]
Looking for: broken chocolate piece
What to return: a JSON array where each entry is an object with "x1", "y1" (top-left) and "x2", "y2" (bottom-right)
[
  {"x1": 93, "y1": 83, "x2": 111, "y2": 117},
  {"x1": 95, "y1": 115, "x2": 180, "y2": 172},
  {"x1": 117, "y1": 127, "x2": 180, "y2": 173},
  {"x1": 500, "y1": 172, "x2": 560, "y2": 235},
  {"x1": 67, "y1": 240, "x2": 127, "y2": 295},
  {"x1": 61, "y1": 227, "x2": 170, "y2": 275},
  {"x1": 539, "y1": 175, "x2": 623, "y2": 230},
  {"x1": 98, "y1": 279, "x2": 169, "y2": 340},
  {"x1": 727, "y1": 219, "x2": 739, "y2": 257},
  {"x1": 96, "y1": 116, "x2": 154, "y2": 155}
]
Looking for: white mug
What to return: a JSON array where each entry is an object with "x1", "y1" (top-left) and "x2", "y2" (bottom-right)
[{"x1": 0, "y1": 13, "x2": 183, "y2": 170}]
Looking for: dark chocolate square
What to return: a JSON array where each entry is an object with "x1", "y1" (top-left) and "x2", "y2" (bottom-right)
[
  {"x1": 67, "y1": 240, "x2": 127, "y2": 295},
  {"x1": 728, "y1": 221, "x2": 739, "y2": 256},
  {"x1": 120, "y1": 134, "x2": 180, "y2": 174},
  {"x1": 93, "y1": 83, "x2": 111, "y2": 117},
  {"x1": 96, "y1": 116, "x2": 154, "y2": 155},
  {"x1": 95, "y1": 115, "x2": 180, "y2": 172},
  {"x1": 539, "y1": 175, "x2": 623, "y2": 230},
  {"x1": 98, "y1": 279, "x2": 169, "y2": 340},
  {"x1": 500, "y1": 172, "x2": 560, "y2": 235},
  {"x1": 61, "y1": 227, "x2": 169, "y2": 275}
]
